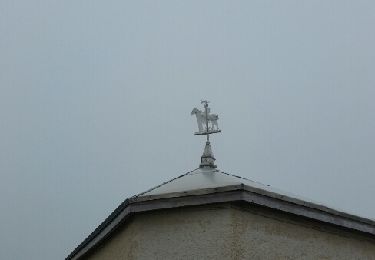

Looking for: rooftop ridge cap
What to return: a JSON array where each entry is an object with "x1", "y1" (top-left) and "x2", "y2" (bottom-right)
[
  {"x1": 217, "y1": 170, "x2": 271, "y2": 187},
  {"x1": 216, "y1": 171, "x2": 321, "y2": 208},
  {"x1": 133, "y1": 168, "x2": 199, "y2": 198}
]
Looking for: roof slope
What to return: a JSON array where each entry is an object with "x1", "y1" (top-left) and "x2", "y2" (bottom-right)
[{"x1": 138, "y1": 168, "x2": 303, "y2": 199}]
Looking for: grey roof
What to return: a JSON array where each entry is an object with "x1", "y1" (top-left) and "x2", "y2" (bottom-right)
[
  {"x1": 138, "y1": 168, "x2": 306, "y2": 200},
  {"x1": 139, "y1": 168, "x2": 269, "y2": 196},
  {"x1": 67, "y1": 168, "x2": 375, "y2": 260}
]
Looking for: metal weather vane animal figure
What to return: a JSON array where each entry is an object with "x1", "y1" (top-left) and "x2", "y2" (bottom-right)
[
  {"x1": 191, "y1": 101, "x2": 221, "y2": 136},
  {"x1": 191, "y1": 100, "x2": 221, "y2": 168}
]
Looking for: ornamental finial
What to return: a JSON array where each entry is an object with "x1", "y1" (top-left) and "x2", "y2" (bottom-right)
[{"x1": 191, "y1": 100, "x2": 221, "y2": 168}]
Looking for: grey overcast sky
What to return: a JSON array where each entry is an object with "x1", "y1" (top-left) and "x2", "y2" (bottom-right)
[{"x1": 1, "y1": 1, "x2": 375, "y2": 259}]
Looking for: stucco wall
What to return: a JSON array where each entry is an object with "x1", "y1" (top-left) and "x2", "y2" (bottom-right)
[{"x1": 84, "y1": 204, "x2": 375, "y2": 260}]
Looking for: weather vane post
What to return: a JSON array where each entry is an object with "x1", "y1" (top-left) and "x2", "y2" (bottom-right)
[{"x1": 191, "y1": 100, "x2": 221, "y2": 168}]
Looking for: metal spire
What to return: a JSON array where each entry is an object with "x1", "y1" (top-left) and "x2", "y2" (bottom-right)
[{"x1": 191, "y1": 100, "x2": 221, "y2": 168}]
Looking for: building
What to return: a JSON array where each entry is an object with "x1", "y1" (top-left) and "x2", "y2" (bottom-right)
[{"x1": 67, "y1": 103, "x2": 375, "y2": 259}]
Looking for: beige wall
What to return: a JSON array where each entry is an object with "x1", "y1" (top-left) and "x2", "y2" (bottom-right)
[{"x1": 85, "y1": 204, "x2": 375, "y2": 260}]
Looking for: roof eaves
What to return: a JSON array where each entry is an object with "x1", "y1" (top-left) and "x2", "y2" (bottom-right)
[{"x1": 66, "y1": 198, "x2": 130, "y2": 260}]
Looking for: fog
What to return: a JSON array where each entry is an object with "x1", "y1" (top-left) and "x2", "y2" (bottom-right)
[{"x1": 1, "y1": 1, "x2": 374, "y2": 259}]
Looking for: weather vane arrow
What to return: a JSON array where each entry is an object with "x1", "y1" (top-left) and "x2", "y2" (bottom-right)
[{"x1": 191, "y1": 100, "x2": 221, "y2": 168}]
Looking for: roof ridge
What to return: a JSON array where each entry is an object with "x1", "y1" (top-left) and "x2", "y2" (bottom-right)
[
  {"x1": 217, "y1": 170, "x2": 271, "y2": 187},
  {"x1": 134, "y1": 168, "x2": 199, "y2": 198}
]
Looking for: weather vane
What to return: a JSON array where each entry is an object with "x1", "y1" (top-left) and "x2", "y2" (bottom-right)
[{"x1": 191, "y1": 100, "x2": 221, "y2": 168}]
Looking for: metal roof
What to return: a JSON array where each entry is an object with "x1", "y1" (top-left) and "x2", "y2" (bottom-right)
[
  {"x1": 67, "y1": 168, "x2": 375, "y2": 260},
  {"x1": 138, "y1": 168, "x2": 301, "y2": 199},
  {"x1": 134, "y1": 168, "x2": 372, "y2": 223}
]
